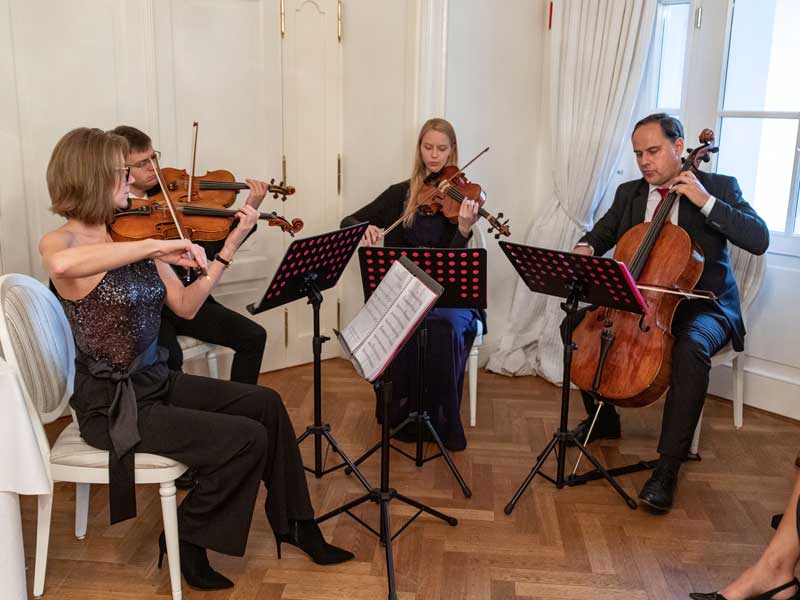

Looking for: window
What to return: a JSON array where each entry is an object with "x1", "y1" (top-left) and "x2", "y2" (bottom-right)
[
  {"x1": 644, "y1": 0, "x2": 800, "y2": 249},
  {"x1": 654, "y1": 1, "x2": 691, "y2": 118},
  {"x1": 716, "y1": 0, "x2": 800, "y2": 234}
]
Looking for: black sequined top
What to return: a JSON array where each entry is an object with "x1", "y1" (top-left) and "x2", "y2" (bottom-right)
[{"x1": 59, "y1": 259, "x2": 166, "y2": 369}]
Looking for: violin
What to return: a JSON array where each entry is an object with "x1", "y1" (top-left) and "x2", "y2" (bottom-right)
[
  {"x1": 158, "y1": 167, "x2": 295, "y2": 208},
  {"x1": 110, "y1": 121, "x2": 303, "y2": 244},
  {"x1": 110, "y1": 197, "x2": 304, "y2": 243},
  {"x1": 569, "y1": 129, "x2": 719, "y2": 408},
  {"x1": 380, "y1": 147, "x2": 511, "y2": 240},
  {"x1": 153, "y1": 123, "x2": 295, "y2": 208}
]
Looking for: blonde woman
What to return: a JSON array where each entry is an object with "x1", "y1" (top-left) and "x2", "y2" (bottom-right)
[
  {"x1": 40, "y1": 128, "x2": 353, "y2": 592},
  {"x1": 340, "y1": 118, "x2": 482, "y2": 451}
]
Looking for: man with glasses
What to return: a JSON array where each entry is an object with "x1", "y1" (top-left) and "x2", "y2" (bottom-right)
[{"x1": 112, "y1": 125, "x2": 269, "y2": 389}]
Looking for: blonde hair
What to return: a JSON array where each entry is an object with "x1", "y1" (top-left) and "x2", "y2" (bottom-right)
[
  {"x1": 401, "y1": 118, "x2": 459, "y2": 227},
  {"x1": 47, "y1": 128, "x2": 129, "y2": 226}
]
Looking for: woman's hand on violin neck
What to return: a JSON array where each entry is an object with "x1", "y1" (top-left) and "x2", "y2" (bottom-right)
[
  {"x1": 457, "y1": 198, "x2": 480, "y2": 238},
  {"x1": 224, "y1": 205, "x2": 260, "y2": 251},
  {"x1": 361, "y1": 225, "x2": 383, "y2": 247},
  {"x1": 244, "y1": 179, "x2": 269, "y2": 209},
  {"x1": 153, "y1": 239, "x2": 208, "y2": 271}
]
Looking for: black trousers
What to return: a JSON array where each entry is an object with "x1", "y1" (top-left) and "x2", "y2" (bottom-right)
[
  {"x1": 159, "y1": 296, "x2": 267, "y2": 385},
  {"x1": 573, "y1": 299, "x2": 732, "y2": 460},
  {"x1": 78, "y1": 372, "x2": 313, "y2": 556}
]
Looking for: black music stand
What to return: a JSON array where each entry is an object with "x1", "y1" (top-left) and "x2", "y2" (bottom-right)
[
  {"x1": 318, "y1": 256, "x2": 458, "y2": 600},
  {"x1": 498, "y1": 242, "x2": 649, "y2": 513},
  {"x1": 248, "y1": 222, "x2": 371, "y2": 490},
  {"x1": 344, "y1": 247, "x2": 487, "y2": 498}
]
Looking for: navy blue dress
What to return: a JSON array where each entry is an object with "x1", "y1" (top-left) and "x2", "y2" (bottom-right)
[{"x1": 341, "y1": 180, "x2": 481, "y2": 450}]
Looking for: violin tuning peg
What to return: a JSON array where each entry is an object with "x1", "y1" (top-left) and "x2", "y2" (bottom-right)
[
  {"x1": 270, "y1": 178, "x2": 276, "y2": 185},
  {"x1": 701, "y1": 154, "x2": 711, "y2": 163},
  {"x1": 497, "y1": 212, "x2": 504, "y2": 219}
]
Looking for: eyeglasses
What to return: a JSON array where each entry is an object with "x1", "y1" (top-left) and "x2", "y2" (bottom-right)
[
  {"x1": 116, "y1": 166, "x2": 131, "y2": 179},
  {"x1": 126, "y1": 150, "x2": 161, "y2": 170}
]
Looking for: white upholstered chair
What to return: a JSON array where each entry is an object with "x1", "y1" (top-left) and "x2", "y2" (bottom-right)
[
  {"x1": 690, "y1": 246, "x2": 767, "y2": 454},
  {"x1": 467, "y1": 224, "x2": 487, "y2": 427},
  {"x1": 0, "y1": 274, "x2": 187, "y2": 599}
]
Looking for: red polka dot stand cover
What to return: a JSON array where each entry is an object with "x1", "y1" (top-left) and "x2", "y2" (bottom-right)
[
  {"x1": 357, "y1": 247, "x2": 487, "y2": 309},
  {"x1": 497, "y1": 241, "x2": 649, "y2": 315},
  {"x1": 247, "y1": 222, "x2": 370, "y2": 314}
]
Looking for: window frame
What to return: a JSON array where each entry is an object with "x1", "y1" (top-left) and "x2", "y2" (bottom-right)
[{"x1": 652, "y1": 0, "x2": 800, "y2": 255}]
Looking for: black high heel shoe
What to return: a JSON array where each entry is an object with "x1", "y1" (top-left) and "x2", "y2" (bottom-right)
[
  {"x1": 690, "y1": 578, "x2": 800, "y2": 600},
  {"x1": 158, "y1": 531, "x2": 234, "y2": 590},
  {"x1": 274, "y1": 520, "x2": 354, "y2": 565}
]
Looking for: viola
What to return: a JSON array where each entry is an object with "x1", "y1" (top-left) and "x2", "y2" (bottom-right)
[
  {"x1": 110, "y1": 197, "x2": 304, "y2": 243},
  {"x1": 569, "y1": 129, "x2": 719, "y2": 408},
  {"x1": 158, "y1": 167, "x2": 295, "y2": 208}
]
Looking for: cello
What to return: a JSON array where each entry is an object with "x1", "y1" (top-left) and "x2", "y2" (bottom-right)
[{"x1": 569, "y1": 129, "x2": 719, "y2": 408}]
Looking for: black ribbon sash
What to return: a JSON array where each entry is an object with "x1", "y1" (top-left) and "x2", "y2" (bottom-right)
[{"x1": 75, "y1": 340, "x2": 167, "y2": 524}]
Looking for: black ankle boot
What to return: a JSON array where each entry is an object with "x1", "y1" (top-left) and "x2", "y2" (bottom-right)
[
  {"x1": 274, "y1": 520, "x2": 354, "y2": 565},
  {"x1": 158, "y1": 531, "x2": 234, "y2": 590}
]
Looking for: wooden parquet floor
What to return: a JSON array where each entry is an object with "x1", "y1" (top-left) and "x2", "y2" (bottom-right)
[{"x1": 20, "y1": 358, "x2": 800, "y2": 599}]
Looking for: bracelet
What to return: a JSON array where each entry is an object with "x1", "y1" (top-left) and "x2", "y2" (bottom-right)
[{"x1": 214, "y1": 253, "x2": 232, "y2": 268}]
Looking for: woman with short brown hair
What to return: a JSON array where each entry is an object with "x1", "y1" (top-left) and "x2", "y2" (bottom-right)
[{"x1": 40, "y1": 127, "x2": 353, "y2": 592}]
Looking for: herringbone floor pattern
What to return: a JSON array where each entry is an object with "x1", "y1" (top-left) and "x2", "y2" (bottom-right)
[{"x1": 20, "y1": 359, "x2": 799, "y2": 599}]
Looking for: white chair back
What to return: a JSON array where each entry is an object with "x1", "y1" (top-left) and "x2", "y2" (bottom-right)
[
  {"x1": 468, "y1": 223, "x2": 488, "y2": 250},
  {"x1": 0, "y1": 274, "x2": 75, "y2": 425},
  {"x1": 728, "y1": 244, "x2": 766, "y2": 314}
]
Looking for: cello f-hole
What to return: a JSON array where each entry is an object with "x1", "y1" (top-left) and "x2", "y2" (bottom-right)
[{"x1": 638, "y1": 315, "x2": 650, "y2": 333}]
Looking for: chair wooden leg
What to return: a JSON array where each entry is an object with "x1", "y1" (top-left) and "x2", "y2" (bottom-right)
[
  {"x1": 159, "y1": 481, "x2": 183, "y2": 600},
  {"x1": 733, "y1": 355, "x2": 744, "y2": 429},
  {"x1": 34, "y1": 493, "x2": 54, "y2": 598},
  {"x1": 468, "y1": 345, "x2": 478, "y2": 427},
  {"x1": 75, "y1": 482, "x2": 90, "y2": 539}
]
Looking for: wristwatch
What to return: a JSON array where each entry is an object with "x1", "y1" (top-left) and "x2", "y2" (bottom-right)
[{"x1": 214, "y1": 253, "x2": 232, "y2": 268}]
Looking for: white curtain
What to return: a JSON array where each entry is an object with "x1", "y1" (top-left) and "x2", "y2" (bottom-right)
[{"x1": 486, "y1": 0, "x2": 657, "y2": 381}]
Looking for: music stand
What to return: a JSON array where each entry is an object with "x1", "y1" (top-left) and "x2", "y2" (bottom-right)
[
  {"x1": 344, "y1": 247, "x2": 487, "y2": 498},
  {"x1": 498, "y1": 242, "x2": 649, "y2": 514},
  {"x1": 318, "y1": 256, "x2": 458, "y2": 600},
  {"x1": 247, "y1": 222, "x2": 371, "y2": 490}
]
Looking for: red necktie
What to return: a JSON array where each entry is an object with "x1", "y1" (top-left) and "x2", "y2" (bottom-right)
[{"x1": 654, "y1": 187, "x2": 670, "y2": 220}]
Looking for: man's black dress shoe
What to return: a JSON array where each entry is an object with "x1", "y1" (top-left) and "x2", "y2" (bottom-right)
[
  {"x1": 638, "y1": 464, "x2": 678, "y2": 513},
  {"x1": 570, "y1": 412, "x2": 621, "y2": 446},
  {"x1": 689, "y1": 577, "x2": 800, "y2": 599}
]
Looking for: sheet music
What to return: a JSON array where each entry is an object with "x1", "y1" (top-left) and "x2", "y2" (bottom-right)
[{"x1": 338, "y1": 258, "x2": 441, "y2": 382}]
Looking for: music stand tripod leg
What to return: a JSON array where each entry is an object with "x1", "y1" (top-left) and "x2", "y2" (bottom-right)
[
  {"x1": 296, "y1": 276, "x2": 372, "y2": 492},
  {"x1": 504, "y1": 282, "x2": 637, "y2": 514}
]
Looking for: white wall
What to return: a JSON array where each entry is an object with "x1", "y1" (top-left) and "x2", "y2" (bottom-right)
[
  {"x1": 339, "y1": 0, "x2": 420, "y2": 329},
  {"x1": 443, "y1": 0, "x2": 550, "y2": 356}
]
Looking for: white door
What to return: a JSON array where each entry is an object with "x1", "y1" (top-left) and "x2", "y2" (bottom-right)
[
  {"x1": 281, "y1": 0, "x2": 343, "y2": 367},
  {"x1": 152, "y1": 0, "x2": 289, "y2": 372}
]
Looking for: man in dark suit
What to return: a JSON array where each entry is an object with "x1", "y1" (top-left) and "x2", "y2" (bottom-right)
[{"x1": 571, "y1": 113, "x2": 769, "y2": 513}]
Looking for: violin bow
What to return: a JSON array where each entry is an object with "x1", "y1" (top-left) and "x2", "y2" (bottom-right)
[
  {"x1": 187, "y1": 121, "x2": 199, "y2": 203},
  {"x1": 149, "y1": 155, "x2": 209, "y2": 279}
]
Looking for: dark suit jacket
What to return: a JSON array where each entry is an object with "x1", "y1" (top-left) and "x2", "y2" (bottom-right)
[{"x1": 579, "y1": 171, "x2": 769, "y2": 351}]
